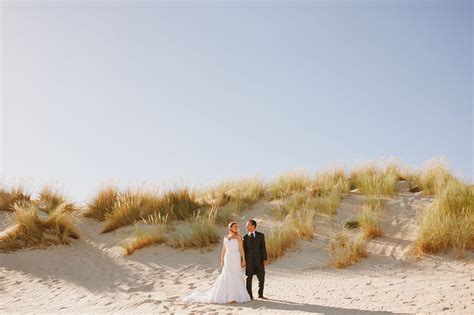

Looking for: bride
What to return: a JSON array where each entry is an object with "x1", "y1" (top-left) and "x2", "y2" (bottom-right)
[{"x1": 182, "y1": 222, "x2": 251, "y2": 304}]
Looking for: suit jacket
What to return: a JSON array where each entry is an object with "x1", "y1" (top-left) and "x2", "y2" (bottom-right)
[{"x1": 243, "y1": 231, "x2": 268, "y2": 275}]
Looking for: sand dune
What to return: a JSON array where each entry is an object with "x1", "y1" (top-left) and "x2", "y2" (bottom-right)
[{"x1": 1, "y1": 181, "x2": 473, "y2": 314}]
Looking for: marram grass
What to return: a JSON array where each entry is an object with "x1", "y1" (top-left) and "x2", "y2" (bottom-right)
[
  {"x1": 414, "y1": 179, "x2": 473, "y2": 257},
  {"x1": 328, "y1": 231, "x2": 368, "y2": 268},
  {"x1": 350, "y1": 161, "x2": 399, "y2": 196},
  {"x1": 0, "y1": 202, "x2": 79, "y2": 252},
  {"x1": 0, "y1": 184, "x2": 31, "y2": 212}
]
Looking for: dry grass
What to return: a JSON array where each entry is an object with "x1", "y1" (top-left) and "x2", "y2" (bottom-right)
[
  {"x1": 215, "y1": 199, "x2": 248, "y2": 224},
  {"x1": 267, "y1": 203, "x2": 317, "y2": 260},
  {"x1": 289, "y1": 207, "x2": 317, "y2": 240},
  {"x1": 199, "y1": 177, "x2": 265, "y2": 206},
  {"x1": 414, "y1": 179, "x2": 473, "y2": 257},
  {"x1": 167, "y1": 208, "x2": 220, "y2": 249},
  {"x1": 350, "y1": 162, "x2": 399, "y2": 196},
  {"x1": 0, "y1": 202, "x2": 79, "y2": 252},
  {"x1": 314, "y1": 190, "x2": 342, "y2": 215},
  {"x1": 267, "y1": 172, "x2": 311, "y2": 200},
  {"x1": 84, "y1": 184, "x2": 121, "y2": 220},
  {"x1": 98, "y1": 187, "x2": 203, "y2": 233},
  {"x1": 358, "y1": 206, "x2": 383, "y2": 240},
  {"x1": 416, "y1": 158, "x2": 455, "y2": 196},
  {"x1": 309, "y1": 168, "x2": 350, "y2": 197},
  {"x1": 0, "y1": 184, "x2": 31, "y2": 212},
  {"x1": 266, "y1": 224, "x2": 299, "y2": 260},
  {"x1": 272, "y1": 189, "x2": 341, "y2": 219},
  {"x1": 123, "y1": 225, "x2": 167, "y2": 256},
  {"x1": 363, "y1": 197, "x2": 386, "y2": 211},
  {"x1": 198, "y1": 178, "x2": 265, "y2": 225},
  {"x1": 328, "y1": 231, "x2": 368, "y2": 268},
  {"x1": 272, "y1": 193, "x2": 312, "y2": 219},
  {"x1": 37, "y1": 186, "x2": 77, "y2": 214},
  {"x1": 101, "y1": 193, "x2": 145, "y2": 233}
]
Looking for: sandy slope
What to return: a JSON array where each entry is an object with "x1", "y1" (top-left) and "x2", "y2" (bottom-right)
[{"x1": 1, "y1": 181, "x2": 473, "y2": 314}]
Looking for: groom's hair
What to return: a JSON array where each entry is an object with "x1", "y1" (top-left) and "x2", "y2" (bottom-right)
[{"x1": 248, "y1": 219, "x2": 257, "y2": 228}]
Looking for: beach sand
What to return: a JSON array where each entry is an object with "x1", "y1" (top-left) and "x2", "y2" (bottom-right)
[{"x1": 1, "y1": 182, "x2": 473, "y2": 314}]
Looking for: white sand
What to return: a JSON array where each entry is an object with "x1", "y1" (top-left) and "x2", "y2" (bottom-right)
[{"x1": 1, "y1": 182, "x2": 473, "y2": 314}]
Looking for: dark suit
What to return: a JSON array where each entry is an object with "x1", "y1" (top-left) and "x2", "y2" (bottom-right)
[{"x1": 243, "y1": 231, "x2": 267, "y2": 298}]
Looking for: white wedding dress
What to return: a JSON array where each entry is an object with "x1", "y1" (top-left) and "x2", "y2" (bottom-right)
[{"x1": 183, "y1": 237, "x2": 251, "y2": 304}]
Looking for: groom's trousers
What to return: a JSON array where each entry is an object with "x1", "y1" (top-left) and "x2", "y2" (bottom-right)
[{"x1": 246, "y1": 264, "x2": 265, "y2": 298}]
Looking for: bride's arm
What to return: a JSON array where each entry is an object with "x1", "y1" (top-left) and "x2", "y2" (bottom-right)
[
  {"x1": 221, "y1": 241, "x2": 226, "y2": 268},
  {"x1": 238, "y1": 238, "x2": 246, "y2": 268}
]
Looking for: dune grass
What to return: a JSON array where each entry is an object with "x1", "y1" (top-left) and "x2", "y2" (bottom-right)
[
  {"x1": 414, "y1": 179, "x2": 473, "y2": 257},
  {"x1": 309, "y1": 168, "x2": 350, "y2": 197},
  {"x1": 358, "y1": 206, "x2": 383, "y2": 240},
  {"x1": 199, "y1": 177, "x2": 265, "y2": 206},
  {"x1": 356, "y1": 197, "x2": 384, "y2": 240},
  {"x1": 267, "y1": 172, "x2": 311, "y2": 200},
  {"x1": 98, "y1": 179, "x2": 263, "y2": 233},
  {"x1": 167, "y1": 208, "x2": 220, "y2": 249},
  {"x1": 84, "y1": 184, "x2": 121, "y2": 220},
  {"x1": 0, "y1": 201, "x2": 79, "y2": 252},
  {"x1": 266, "y1": 223, "x2": 299, "y2": 260},
  {"x1": 328, "y1": 231, "x2": 368, "y2": 268},
  {"x1": 198, "y1": 177, "x2": 265, "y2": 224},
  {"x1": 123, "y1": 224, "x2": 167, "y2": 256},
  {"x1": 37, "y1": 186, "x2": 77, "y2": 214},
  {"x1": 415, "y1": 158, "x2": 455, "y2": 196},
  {"x1": 96, "y1": 187, "x2": 204, "y2": 233},
  {"x1": 267, "y1": 202, "x2": 317, "y2": 260},
  {"x1": 0, "y1": 184, "x2": 31, "y2": 212},
  {"x1": 350, "y1": 161, "x2": 399, "y2": 196},
  {"x1": 272, "y1": 184, "x2": 343, "y2": 219},
  {"x1": 289, "y1": 207, "x2": 317, "y2": 240}
]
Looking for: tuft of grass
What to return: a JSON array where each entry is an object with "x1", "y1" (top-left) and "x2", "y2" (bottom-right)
[
  {"x1": 314, "y1": 190, "x2": 342, "y2": 215},
  {"x1": 99, "y1": 187, "x2": 203, "y2": 233},
  {"x1": 416, "y1": 158, "x2": 455, "y2": 196},
  {"x1": 289, "y1": 207, "x2": 317, "y2": 240},
  {"x1": 199, "y1": 178, "x2": 265, "y2": 225},
  {"x1": 414, "y1": 180, "x2": 473, "y2": 257},
  {"x1": 272, "y1": 190, "x2": 341, "y2": 219},
  {"x1": 158, "y1": 188, "x2": 203, "y2": 221},
  {"x1": 0, "y1": 184, "x2": 31, "y2": 212},
  {"x1": 267, "y1": 172, "x2": 311, "y2": 200},
  {"x1": 101, "y1": 193, "x2": 143, "y2": 233},
  {"x1": 309, "y1": 168, "x2": 350, "y2": 197},
  {"x1": 37, "y1": 186, "x2": 77, "y2": 214},
  {"x1": 272, "y1": 193, "x2": 311, "y2": 219},
  {"x1": 168, "y1": 208, "x2": 220, "y2": 249},
  {"x1": 350, "y1": 161, "x2": 399, "y2": 196},
  {"x1": 356, "y1": 197, "x2": 385, "y2": 240},
  {"x1": 84, "y1": 184, "x2": 121, "y2": 220},
  {"x1": 363, "y1": 197, "x2": 385, "y2": 212},
  {"x1": 199, "y1": 177, "x2": 265, "y2": 207},
  {"x1": 0, "y1": 202, "x2": 79, "y2": 252},
  {"x1": 124, "y1": 225, "x2": 167, "y2": 256},
  {"x1": 358, "y1": 206, "x2": 383, "y2": 240},
  {"x1": 266, "y1": 224, "x2": 299, "y2": 260},
  {"x1": 328, "y1": 231, "x2": 368, "y2": 268},
  {"x1": 215, "y1": 199, "x2": 249, "y2": 225}
]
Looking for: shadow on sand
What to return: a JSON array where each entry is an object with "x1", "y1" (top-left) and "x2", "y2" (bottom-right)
[{"x1": 234, "y1": 298, "x2": 404, "y2": 314}]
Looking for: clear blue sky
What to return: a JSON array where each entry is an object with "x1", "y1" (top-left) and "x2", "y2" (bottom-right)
[{"x1": 1, "y1": 0, "x2": 472, "y2": 202}]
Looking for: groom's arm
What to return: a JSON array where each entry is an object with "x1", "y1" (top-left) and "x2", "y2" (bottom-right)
[{"x1": 261, "y1": 233, "x2": 268, "y2": 262}]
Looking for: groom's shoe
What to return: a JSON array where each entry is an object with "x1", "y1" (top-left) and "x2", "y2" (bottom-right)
[{"x1": 258, "y1": 295, "x2": 267, "y2": 300}]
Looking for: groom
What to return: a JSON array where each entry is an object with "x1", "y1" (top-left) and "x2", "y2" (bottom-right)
[{"x1": 243, "y1": 219, "x2": 268, "y2": 300}]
